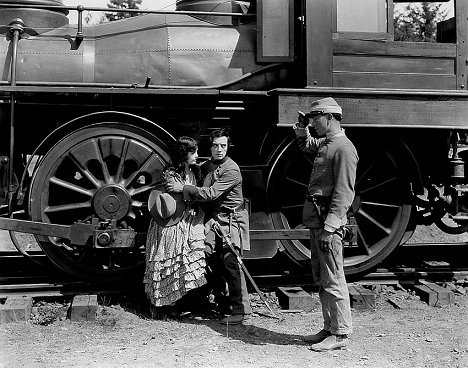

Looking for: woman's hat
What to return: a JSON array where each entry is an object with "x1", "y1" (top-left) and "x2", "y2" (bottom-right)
[{"x1": 148, "y1": 184, "x2": 186, "y2": 226}]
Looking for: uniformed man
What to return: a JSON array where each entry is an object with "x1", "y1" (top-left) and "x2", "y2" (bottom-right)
[
  {"x1": 166, "y1": 128, "x2": 252, "y2": 324},
  {"x1": 294, "y1": 97, "x2": 358, "y2": 351}
]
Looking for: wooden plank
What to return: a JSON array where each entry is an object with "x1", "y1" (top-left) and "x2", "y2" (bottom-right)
[
  {"x1": 0, "y1": 296, "x2": 33, "y2": 323},
  {"x1": 333, "y1": 39, "x2": 457, "y2": 58},
  {"x1": 333, "y1": 55, "x2": 455, "y2": 75},
  {"x1": 348, "y1": 284, "x2": 376, "y2": 310},
  {"x1": 277, "y1": 90, "x2": 468, "y2": 129},
  {"x1": 412, "y1": 283, "x2": 454, "y2": 307},
  {"x1": 69, "y1": 294, "x2": 98, "y2": 322},
  {"x1": 333, "y1": 72, "x2": 456, "y2": 90},
  {"x1": 306, "y1": 0, "x2": 333, "y2": 86},
  {"x1": 276, "y1": 286, "x2": 313, "y2": 312}
]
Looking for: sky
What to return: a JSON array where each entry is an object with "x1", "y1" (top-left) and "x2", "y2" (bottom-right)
[{"x1": 63, "y1": 0, "x2": 176, "y2": 24}]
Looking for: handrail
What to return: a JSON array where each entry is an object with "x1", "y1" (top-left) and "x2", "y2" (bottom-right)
[{"x1": 0, "y1": 3, "x2": 256, "y2": 17}]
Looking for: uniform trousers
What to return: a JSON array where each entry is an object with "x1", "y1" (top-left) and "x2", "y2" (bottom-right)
[
  {"x1": 205, "y1": 226, "x2": 252, "y2": 316},
  {"x1": 309, "y1": 228, "x2": 352, "y2": 335}
]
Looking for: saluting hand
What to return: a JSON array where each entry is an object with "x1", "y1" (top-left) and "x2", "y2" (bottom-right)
[
  {"x1": 297, "y1": 111, "x2": 310, "y2": 128},
  {"x1": 319, "y1": 230, "x2": 334, "y2": 252}
]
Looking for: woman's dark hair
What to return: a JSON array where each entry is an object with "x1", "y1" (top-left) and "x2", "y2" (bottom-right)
[
  {"x1": 172, "y1": 136, "x2": 198, "y2": 167},
  {"x1": 169, "y1": 136, "x2": 202, "y2": 183}
]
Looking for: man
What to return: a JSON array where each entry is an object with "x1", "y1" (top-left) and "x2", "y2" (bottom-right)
[
  {"x1": 166, "y1": 128, "x2": 252, "y2": 324},
  {"x1": 294, "y1": 97, "x2": 358, "y2": 351}
]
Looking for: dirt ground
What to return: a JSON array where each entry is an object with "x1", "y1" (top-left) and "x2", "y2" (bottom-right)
[
  {"x1": 0, "y1": 225, "x2": 467, "y2": 368},
  {"x1": 0, "y1": 287, "x2": 467, "y2": 368}
]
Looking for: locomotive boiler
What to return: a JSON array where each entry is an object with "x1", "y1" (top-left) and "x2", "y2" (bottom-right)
[{"x1": 0, "y1": 0, "x2": 467, "y2": 282}]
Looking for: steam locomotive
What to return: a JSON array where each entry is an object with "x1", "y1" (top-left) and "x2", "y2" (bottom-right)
[{"x1": 0, "y1": 0, "x2": 467, "y2": 281}]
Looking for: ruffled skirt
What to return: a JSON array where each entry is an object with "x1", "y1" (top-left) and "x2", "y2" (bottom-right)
[{"x1": 144, "y1": 209, "x2": 207, "y2": 306}]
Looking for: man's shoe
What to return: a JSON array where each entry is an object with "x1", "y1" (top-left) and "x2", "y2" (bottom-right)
[
  {"x1": 220, "y1": 314, "x2": 250, "y2": 325},
  {"x1": 303, "y1": 329, "x2": 331, "y2": 344},
  {"x1": 310, "y1": 334, "x2": 349, "y2": 351}
]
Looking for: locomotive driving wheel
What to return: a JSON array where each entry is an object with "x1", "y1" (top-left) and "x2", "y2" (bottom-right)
[
  {"x1": 29, "y1": 122, "x2": 172, "y2": 280},
  {"x1": 267, "y1": 140, "x2": 412, "y2": 277}
]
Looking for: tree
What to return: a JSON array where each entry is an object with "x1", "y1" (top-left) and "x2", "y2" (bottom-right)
[
  {"x1": 394, "y1": 2, "x2": 448, "y2": 42},
  {"x1": 104, "y1": 0, "x2": 143, "y2": 22}
]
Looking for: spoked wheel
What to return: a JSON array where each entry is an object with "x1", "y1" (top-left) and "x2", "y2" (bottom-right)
[
  {"x1": 414, "y1": 187, "x2": 468, "y2": 234},
  {"x1": 29, "y1": 122, "x2": 172, "y2": 280},
  {"x1": 267, "y1": 140, "x2": 412, "y2": 277}
]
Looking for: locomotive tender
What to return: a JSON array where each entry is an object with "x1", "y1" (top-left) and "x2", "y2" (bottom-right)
[{"x1": 0, "y1": 0, "x2": 467, "y2": 281}]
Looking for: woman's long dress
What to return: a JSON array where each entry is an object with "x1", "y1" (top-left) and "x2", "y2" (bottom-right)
[{"x1": 144, "y1": 170, "x2": 206, "y2": 306}]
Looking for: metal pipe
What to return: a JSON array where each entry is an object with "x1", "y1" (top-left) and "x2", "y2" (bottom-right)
[
  {"x1": 0, "y1": 3, "x2": 255, "y2": 18},
  {"x1": 75, "y1": 5, "x2": 83, "y2": 43},
  {"x1": 7, "y1": 19, "x2": 24, "y2": 214}
]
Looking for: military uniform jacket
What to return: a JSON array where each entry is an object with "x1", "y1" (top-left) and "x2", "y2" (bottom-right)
[
  {"x1": 294, "y1": 124, "x2": 358, "y2": 231},
  {"x1": 183, "y1": 156, "x2": 250, "y2": 251}
]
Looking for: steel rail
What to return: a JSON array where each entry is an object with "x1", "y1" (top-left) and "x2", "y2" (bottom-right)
[{"x1": 1, "y1": 266, "x2": 467, "y2": 298}]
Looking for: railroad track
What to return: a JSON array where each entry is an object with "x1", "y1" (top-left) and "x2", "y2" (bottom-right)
[{"x1": 1, "y1": 242, "x2": 467, "y2": 298}]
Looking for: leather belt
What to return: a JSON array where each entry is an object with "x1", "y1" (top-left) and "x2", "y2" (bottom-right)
[
  {"x1": 306, "y1": 195, "x2": 331, "y2": 205},
  {"x1": 219, "y1": 203, "x2": 245, "y2": 214}
]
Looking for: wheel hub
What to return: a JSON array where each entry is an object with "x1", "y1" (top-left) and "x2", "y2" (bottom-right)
[{"x1": 93, "y1": 185, "x2": 130, "y2": 220}]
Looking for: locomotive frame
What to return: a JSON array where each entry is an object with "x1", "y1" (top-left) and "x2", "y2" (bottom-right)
[{"x1": 0, "y1": 0, "x2": 467, "y2": 281}]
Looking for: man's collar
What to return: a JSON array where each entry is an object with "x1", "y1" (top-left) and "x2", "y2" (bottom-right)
[
  {"x1": 212, "y1": 156, "x2": 228, "y2": 165},
  {"x1": 326, "y1": 128, "x2": 345, "y2": 140}
]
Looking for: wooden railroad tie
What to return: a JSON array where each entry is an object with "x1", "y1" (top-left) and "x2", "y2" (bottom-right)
[
  {"x1": 69, "y1": 294, "x2": 98, "y2": 322},
  {"x1": 0, "y1": 296, "x2": 33, "y2": 323},
  {"x1": 412, "y1": 282, "x2": 454, "y2": 307},
  {"x1": 348, "y1": 284, "x2": 376, "y2": 310},
  {"x1": 276, "y1": 286, "x2": 314, "y2": 312}
]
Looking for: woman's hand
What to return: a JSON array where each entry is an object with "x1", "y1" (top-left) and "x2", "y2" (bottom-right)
[{"x1": 166, "y1": 181, "x2": 184, "y2": 193}]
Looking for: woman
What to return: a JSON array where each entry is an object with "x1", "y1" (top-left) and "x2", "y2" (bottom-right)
[{"x1": 144, "y1": 136, "x2": 206, "y2": 308}]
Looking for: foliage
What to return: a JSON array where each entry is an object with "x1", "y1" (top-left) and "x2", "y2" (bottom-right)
[
  {"x1": 104, "y1": 0, "x2": 143, "y2": 22},
  {"x1": 394, "y1": 2, "x2": 448, "y2": 42}
]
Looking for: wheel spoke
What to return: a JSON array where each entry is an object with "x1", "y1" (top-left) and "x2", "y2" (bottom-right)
[
  {"x1": 129, "y1": 185, "x2": 154, "y2": 197},
  {"x1": 303, "y1": 154, "x2": 314, "y2": 166},
  {"x1": 44, "y1": 201, "x2": 92, "y2": 213},
  {"x1": 356, "y1": 156, "x2": 377, "y2": 187},
  {"x1": 115, "y1": 139, "x2": 130, "y2": 183},
  {"x1": 68, "y1": 152, "x2": 101, "y2": 189},
  {"x1": 361, "y1": 201, "x2": 400, "y2": 209},
  {"x1": 49, "y1": 177, "x2": 94, "y2": 197},
  {"x1": 356, "y1": 226, "x2": 371, "y2": 255},
  {"x1": 282, "y1": 203, "x2": 305, "y2": 210},
  {"x1": 285, "y1": 176, "x2": 308, "y2": 188},
  {"x1": 93, "y1": 139, "x2": 112, "y2": 183},
  {"x1": 357, "y1": 208, "x2": 391, "y2": 235},
  {"x1": 124, "y1": 152, "x2": 164, "y2": 188},
  {"x1": 359, "y1": 176, "x2": 397, "y2": 195}
]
